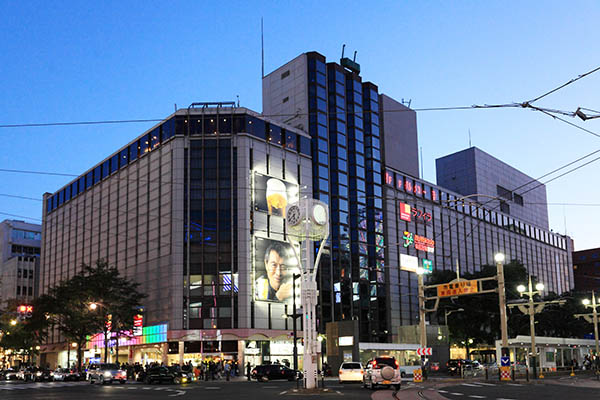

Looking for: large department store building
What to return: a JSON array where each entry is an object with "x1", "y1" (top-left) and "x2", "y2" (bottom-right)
[{"x1": 40, "y1": 52, "x2": 573, "y2": 370}]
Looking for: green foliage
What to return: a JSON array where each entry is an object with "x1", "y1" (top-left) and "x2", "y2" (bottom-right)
[{"x1": 20, "y1": 259, "x2": 146, "y2": 370}]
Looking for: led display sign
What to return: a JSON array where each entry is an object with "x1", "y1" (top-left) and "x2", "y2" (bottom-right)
[
  {"x1": 403, "y1": 231, "x2": 435, "y2": 253},
  {"x1": 253, "y1": 172, "x2": 299, "y2": 218},
  {"x1": 422, "y1": 259, "x2": 433, "y2": 274}
]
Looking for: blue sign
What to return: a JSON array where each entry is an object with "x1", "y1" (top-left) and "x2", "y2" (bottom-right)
[
  {"x1": 500, "y1": 356, "x2": 510, "y2": 367},
  {"x1": 422, "y1": 259, "x2": 433, "y2": 274},
  {"x1": 584, "y1": 333, "x2": 595, "y2": 340}
]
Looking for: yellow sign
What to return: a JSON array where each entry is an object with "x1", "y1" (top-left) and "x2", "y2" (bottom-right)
[
  {"x1": 413, "y1": 368, "x2": 422, "y2": 383},
  {"x1": 437, "y1": 280, "x2": 478, "y2": 297}
]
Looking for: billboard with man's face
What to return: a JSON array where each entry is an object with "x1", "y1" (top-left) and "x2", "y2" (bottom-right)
[
  {"x1": 254, "y1": 172, "x2": 299, "y2": 218},
  {"x1": 254, "y1": 237, "x2": 300, "y2": 304}
]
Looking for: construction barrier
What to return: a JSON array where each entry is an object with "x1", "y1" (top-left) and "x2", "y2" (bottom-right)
[
  {"x1": 500, "y1": 366, "x2": 511, "y2": 381},
  {"x1": 413, "y1": 368, "x2": 423, "y2": 383}
]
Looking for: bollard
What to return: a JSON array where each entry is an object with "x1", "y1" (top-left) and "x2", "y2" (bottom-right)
[
  {"x1": 485, "y1": 367, "x2": 488, "y2": 381},
  {"x1": 512, "y1": 366, "x2": 515, "y2": 381},
  {"x1": 526, "y1": 367, "x2": 529, "y2": 382},
  {"x1": 570, "y1": 366, "x2": 575, "y2": 377}
]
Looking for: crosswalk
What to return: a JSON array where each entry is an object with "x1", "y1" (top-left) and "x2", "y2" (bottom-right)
[{"x1": 0, "y1": 382, "x2": 87, "y2": 390}]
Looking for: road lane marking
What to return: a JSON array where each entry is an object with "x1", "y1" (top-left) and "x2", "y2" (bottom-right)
[
  {"x1": 451, "y1": 393, "x2": 465, "y2": 396},
  {"x1": 462, "y1": 383, "x2": 482, "y2": 387},
  {"x1": 477, "y1": 382, "x2": 496, "y2": 386},
  {"x1": 205, "y1": 386, "x2": 221, "y2": 389},
  {"x1": 438, "y1": 390, "x2": 448, "y2": 393},
  {"x1": 469, "y1": 396, "x2": 486, "y2": 399},
  {"x1": 280, "y1": 391, "x2": 288, "y2": 394}
]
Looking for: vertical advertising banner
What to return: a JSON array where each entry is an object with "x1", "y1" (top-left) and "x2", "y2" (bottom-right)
[
  {"x1": 254, "y1": 172, "x2": 299, "y2": 217},
  {"x1": 254, "y1": 237, "x2": 300, "y2": 305},
  {"x1": 399, "y1": 202, "x2": 412, "y2": 222}
]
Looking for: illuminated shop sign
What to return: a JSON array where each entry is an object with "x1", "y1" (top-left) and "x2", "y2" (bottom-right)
[
  {"x1": 400, "y1": 253, "x2": 419, "y2": 272},
  {"x1": 253, "y1": 172, "x2": 299, "y2": 218},
  {"x1": 400, "y1": 203, "x2": 411, "y2": 222},
  {"x1": 133, "y1": 314, "x2": 143, "y2": 336},
  {"x1": 86, "y1": 323, "x2": 167, "y2": 349},
  {"x1": 384, "y1": 171, "x2": 439, "y2": 202},
  {"x1": 399, "y1": 202, "x2": 432, "y2": 223},
  {"x1": 403, "y1": 231, "x2": 435, "y2": 253}
]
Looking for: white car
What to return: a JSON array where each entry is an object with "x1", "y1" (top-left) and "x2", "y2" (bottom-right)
[
  {"x1": 88, "y1": 363, "x2": 127, "y2": 384},
  {"x1": 338, "y1": 362, "x2": 364, "y2": 383},
  {"x1": 363, "y1": 357, "x2": 402, "y2": 390}
]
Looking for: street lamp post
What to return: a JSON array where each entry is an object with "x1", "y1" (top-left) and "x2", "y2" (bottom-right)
[
  {"x1": 577, "y1": 292, "x2": 600, "y2": 362},
  {"x1": 444, "y1": 308, "x2": 465, "y2": 326},
  {"x1": 516, "y1": 276, "x2": 545, "y2": 379}
]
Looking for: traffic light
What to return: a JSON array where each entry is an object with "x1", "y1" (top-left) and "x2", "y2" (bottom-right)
[{"x1": 17, "y1": 305, "x2": 33, "y2": 319}]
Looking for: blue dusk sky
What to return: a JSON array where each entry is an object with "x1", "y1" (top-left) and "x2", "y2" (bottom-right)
[{"x1": 1, "y1": 1, "x2": 599, "y2": 250}]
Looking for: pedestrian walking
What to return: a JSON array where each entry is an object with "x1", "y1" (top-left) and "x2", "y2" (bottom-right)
[
  {"x1": 224, "y1": 361, "x2": 231, "y2": 381},
  {"x1": 246, "y1": 362, "x2": 252, "y2": 381}
]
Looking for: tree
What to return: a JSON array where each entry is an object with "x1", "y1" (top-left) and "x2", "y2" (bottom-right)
[
  {"x1": 427, "y1": 260, "x2": 529, "y2": 352},
  {"x1": 39, "y1": 259, "x2": 145, "y2": 370},
  {"x1": 0, "y1": 299, "x2": 39, "y2": 365}
]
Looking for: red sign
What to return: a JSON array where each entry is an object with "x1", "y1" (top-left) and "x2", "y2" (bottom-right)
[
  {"x1": 399, "y1": 203, "x2": 412, "y2": 221},
  {"x1": 414, "y1": 234, "x2": 435, "y2": 253},
  {"x1": 416, "y1": 348, "x2": 432, "y2": 356},
  {"x1": 133, "y1": 314, "x2": 143, "y2": 336},
  {"x1": 411, "y1": 207, "x2": 432, "y2": 223}
]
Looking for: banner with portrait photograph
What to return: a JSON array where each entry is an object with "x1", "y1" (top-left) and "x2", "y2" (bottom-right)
[
  {"x1": 254, "y1": 237, "x2": 301, "y2": 305},
  {"x1": 253, "y1": 172, "x2": 299, "y2": 218}
]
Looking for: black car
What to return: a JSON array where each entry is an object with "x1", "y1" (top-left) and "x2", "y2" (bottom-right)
[
  {"x1": 167, "y1": 366, "x2": 191, "y2": 384},
  {"x1": 144, "y1": 366, "x2": 177, "y2": 384},
  {"x1": 34, "y1": 369, "x2": 54, "y2": 382},
  {"x1": 251, "y1": 364, "x2": 300, "y2": 382},
  {"x1": 446, "y1": 359, "x2": 472, "y2": 375}
]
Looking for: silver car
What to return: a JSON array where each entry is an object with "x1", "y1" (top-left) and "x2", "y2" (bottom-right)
[{"x1": 88, "y1": 363, "x2": 127, "y2": 384}]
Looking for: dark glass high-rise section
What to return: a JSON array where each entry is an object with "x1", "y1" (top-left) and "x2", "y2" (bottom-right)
[{"x1": 264, "y1": 52, "x2": 387, "y2": 342}]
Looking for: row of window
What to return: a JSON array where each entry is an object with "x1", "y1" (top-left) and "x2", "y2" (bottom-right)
[
  {"x1": 384, "y1": 170, "x2": 567, "y2": 250},
  {"x1": 17, "y1": 268, "x2": 34, "y2": 278},
  {"x1": 16, "y1": 286, "x2": 33, "y2": 296},
  {"x1": 46, "y1": 114, "x2": 310, "y2": 214},
  {"x1": 11, "y1": 229, "x2": 41, "y2": 241},
  {"x1": 11, "y1": 245, "x2": 41, "y2": 255}
]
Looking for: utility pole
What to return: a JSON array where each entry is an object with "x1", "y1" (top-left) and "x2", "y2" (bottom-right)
[{"x1": 495, "y1": 253, "x2": 509, "y2": 349}]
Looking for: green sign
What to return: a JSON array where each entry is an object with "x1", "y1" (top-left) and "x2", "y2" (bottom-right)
[{"x1": 422, "y1": 259, "x2": 433, "y2": 274}]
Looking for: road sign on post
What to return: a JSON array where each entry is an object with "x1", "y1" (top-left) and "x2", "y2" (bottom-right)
[
  {"x1": 416, "y1": 348, "x2": 432, "y2": 356},
  {"x1": 437, "y1": 280, "x2": 479, "y2": 297}
]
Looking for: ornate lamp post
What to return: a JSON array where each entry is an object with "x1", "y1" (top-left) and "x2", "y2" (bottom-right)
[{"x1": 286, "y1": 199, "x2": 329, "y2": 390}]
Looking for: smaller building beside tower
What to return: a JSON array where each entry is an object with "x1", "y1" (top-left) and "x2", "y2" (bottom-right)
[
  {"x1": 436, "y1": 147, "x2": 549, "y2": 229},
  {"x1": 0, "y1": 220, "x2": 41, "y2": 307},
  {"x1": 572, "y1": 247, "x2": 600, "y2": 293}
]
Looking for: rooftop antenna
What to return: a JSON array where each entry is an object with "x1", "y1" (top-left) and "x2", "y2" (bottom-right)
[
  {"x1": 340, "y1": 44, "x2": 360, "y2": 74},
  {"x1": 261, "y1": 17, "x2": 264, "y2": 78},
  {"x1": 353, "y1": 50, "x2": 357, "y2": 62},
  {"x1": 469, "y1": 129, "x2": 472, "y2": 147},
  {"x1": 236, "y1": 95, "x2": 240, "y2": 107},
  {"x1": 174, "y1": 103, "x2": 177, "y2": 112},
  {"x1": 401, "y1": 98, "x2": 412, "y2": 108}
]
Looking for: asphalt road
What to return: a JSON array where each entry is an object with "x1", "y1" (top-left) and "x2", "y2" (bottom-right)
[
  {"x1": 0, "y1": 379, "x2": 376, "y2": 400},
  {"x1": 437, "y1": 381, "x2": 600, "y2": 400}
]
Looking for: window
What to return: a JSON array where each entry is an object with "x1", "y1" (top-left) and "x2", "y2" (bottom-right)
[
  {"x1": 110, "y1": 154, "x2": 119, "y2": 173},
  {"x1": 150, "y1": 128, "x2": 160, "y2": 148},
  {"x1": 86, "y1": 171, "x2": 94, "y2": 189},
  {"x1": 94, "y1": 165, "x2": 101, "y2": 184},
  {"x1": 281, "y1": 70, "x2": 290, "y2": 79},
  {"x1": 139, "y1": 134, "x2": 150, "y2": 154},
  {"x1": 78, "y1": 176, "x2": 85, "y2": 194},
  {"x1": 285, "y1": 131, "x2": 296, "y2": 150},
  {"x1": 282, "y1": 96, "x2": 289, "y2": 103},
  {"x1": 28, "y1": 287, "x2": 32, "y2": 296},
  {"x1": 120, "y1": 148, "x2": 129, "y2": 168},
  {"x1": 102, "y1": 160, "x2": 110, "y2": 178},
  {"x1": 497, "y1": 185, "x2": 512, "y2": 201},
  {"x1": 500, "y1": 201, "x2": 510, "y2": 214},
  {"x1": 514, "y1": 193, "x2": 524, "y2": 206},
  {"x1": 299, "y1": 136, "x2": 311, "y2": 155},
  {"x1": 129, "y1": 141, "x2": 138, "y2": 161},
  {"x1": 70, "y1": 181, "x2": 78, "y2": 198}
]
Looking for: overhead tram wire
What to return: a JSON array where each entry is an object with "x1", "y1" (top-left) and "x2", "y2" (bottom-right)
[{"x1": 526, "y1": 65, "x2": 600, "y2": 104}]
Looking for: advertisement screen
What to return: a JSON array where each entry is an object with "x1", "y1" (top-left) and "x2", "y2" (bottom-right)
[
  {"x1": 254, "y1": 237, "x2": 300, "y2": 304},
  {"x1": 254, "y1": 172, "x2": 299, "y2": 217}
]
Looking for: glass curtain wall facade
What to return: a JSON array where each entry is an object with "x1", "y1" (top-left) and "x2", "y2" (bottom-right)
[
  {"x1": 306, "y1": 53, "x2": 386, "y2": 343},
  {"x1": 383, "y1": 168, "x2": 573, "y2": 337}
]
